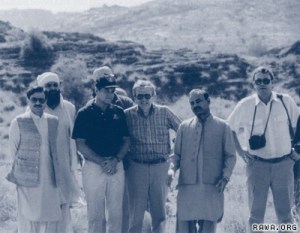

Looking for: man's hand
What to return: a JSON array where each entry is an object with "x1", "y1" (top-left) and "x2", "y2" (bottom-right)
[
  {"x1": 216, "y1": 177, "x2": 229, "y2": 193},
  {"x1": 291, "y1": 148, "x2": 300, "y2": 162},
  {"x1": 167, "y1": 169, "x2": 175, "y2": 187},
  {"x1": 240, "y1": 151, "x2": 255, "y2": 165},
  {"x1": 101, "y1": 158, "x2": 118, "y2": 175}
]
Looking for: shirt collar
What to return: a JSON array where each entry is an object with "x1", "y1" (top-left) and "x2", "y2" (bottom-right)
[
  {"x1": 254, "y1": 91, "x2": 278, "y2": 105},
  {"x1": 137, "y1": 104, "x2": 155, "y2": 117},
  {"x1": 30, "y1": 111, "x2": 45, "y2": 119}
]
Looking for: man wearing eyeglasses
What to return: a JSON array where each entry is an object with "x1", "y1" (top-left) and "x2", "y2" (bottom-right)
[
  {"x1": 36, "y1": 72, "x2": 81, "y2": 233},
  {"x1": 7, "y1": 86, "x2": 66, "y2": 233},
  {"x1": 72, "y1": 68, "x2": 130, "y2": 233},
  {"x1": 228, "y1": 66, "x2": 299, "y2": 232},
  {"x1": 125, "y1": 80, "x2": 181, "y2": 233}
]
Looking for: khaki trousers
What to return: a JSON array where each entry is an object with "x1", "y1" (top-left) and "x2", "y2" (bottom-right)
[
  {"x1": 127, "y1": 161, "x2": 169, "y2": 233},
  {"x1": 247, "y1": 158, "x2": 294, "y2": 233},
  {"x1": 82, "y1": 160, "x2": 124, "y2": 233}
]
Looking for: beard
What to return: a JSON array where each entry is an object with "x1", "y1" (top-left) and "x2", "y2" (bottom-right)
[{"x1": 46, "y1": 90, "x2": 61, "y2": 107}]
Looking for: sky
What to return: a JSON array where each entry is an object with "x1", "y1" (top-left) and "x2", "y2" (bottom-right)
[{"x1": 0, "y1": 0, "x2": 153, "y2": 12}]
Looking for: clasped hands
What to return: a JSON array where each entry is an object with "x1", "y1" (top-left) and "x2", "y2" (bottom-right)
[{"x1": 100, "y1": 158, "x2": 118, "y2": 175}]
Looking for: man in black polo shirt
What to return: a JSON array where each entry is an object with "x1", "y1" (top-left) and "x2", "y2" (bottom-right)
[{"x1": 72, "y1": 69, "x2": 130, "y2": 233}]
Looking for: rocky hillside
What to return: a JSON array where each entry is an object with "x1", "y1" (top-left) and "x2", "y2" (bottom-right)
[
  {"x1": 0, "y1": 0, "x2": 299, "y2": 55},
  {"x1": 0, "y1": 20, "x2": 300, "y2": 107}
]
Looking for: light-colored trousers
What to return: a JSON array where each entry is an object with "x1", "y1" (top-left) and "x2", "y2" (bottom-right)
[
  {"x1": 82, "y1": 160, "x2": 124, "y2": 233},
  {"x1": 127, "y1": 161, "x2": 169, "y2": 233},
  {"x1": 247, "y1": 158, "x2": 294, "y2": 233}
]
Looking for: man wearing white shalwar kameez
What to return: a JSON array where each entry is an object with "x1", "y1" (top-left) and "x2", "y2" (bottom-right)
[
  {"x1": 7, "y1": 86, "x2": 65, "y2": 233},
  {"x1": 37, "y1": 72, "x2": 82, "y2": 233}
]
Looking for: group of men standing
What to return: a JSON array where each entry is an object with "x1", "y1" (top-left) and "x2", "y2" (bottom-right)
[{"x1": 7, "y1": 65, "x2": 300, "y2": 233}]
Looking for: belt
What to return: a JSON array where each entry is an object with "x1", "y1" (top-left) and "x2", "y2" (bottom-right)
[
  {"x1": 132, "y1": 158, "x2": 167, "y2": 165},
  {"x1": 249, "y1": 153, "x2": 291, "y2": 163}
]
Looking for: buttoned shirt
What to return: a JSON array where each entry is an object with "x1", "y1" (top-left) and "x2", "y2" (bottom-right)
[
  {"x1": 72, "y1": 100, "x2": 129, "y2": 157},
  {"x1": 228, "y1": 92, "x2": 299, "y2": 159},
  {"x1": 125, "y1": 104, "x2": 181, "y2": 161}
]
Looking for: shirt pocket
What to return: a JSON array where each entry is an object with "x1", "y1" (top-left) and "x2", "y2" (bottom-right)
[{"x1": 247, "y1": 119, "x2": 265, "y2": 135}]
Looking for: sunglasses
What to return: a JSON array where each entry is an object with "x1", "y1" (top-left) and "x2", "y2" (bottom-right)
[
  {"x1": 254, "y1": 78, "x2": 271, "y2": 85},
  {"x1": 136, "y1": 94, "x2": 152, "y2": 100},
  {"x1": 30, "y1": 97, "x2": 46, "y2": 104},
  {"x1": 104, "y1": 87, "x2": 116, "y2": 93},
  {"x1": 45, "y1": 82, "x2": 59, "y2": 88}
]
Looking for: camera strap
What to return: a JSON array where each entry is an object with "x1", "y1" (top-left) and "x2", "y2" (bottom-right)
[
  {"x1": 250, "y1": 100, "x2": 273, "y2": 137},
  {"x1": 277, "y1": 94, "x2": 295, "y2": 143}
]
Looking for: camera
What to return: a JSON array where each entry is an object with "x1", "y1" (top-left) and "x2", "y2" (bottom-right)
[{"x1": 248, "y1": 134, "x2": 266, "y2": 150}]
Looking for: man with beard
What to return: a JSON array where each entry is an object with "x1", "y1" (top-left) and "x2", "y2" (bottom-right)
[
  {"x1": 37, "y1": 72, "x2": 81, "y2": 233},
  {"x1": 7, "y1": 85, "x2": 65, "y2": 233},
  {"x1": 168, "y1": 89, "x2": 236, "y2": 233},
  {"x1": 228, "y1": 66, "x2": 299, "y2": 233}
]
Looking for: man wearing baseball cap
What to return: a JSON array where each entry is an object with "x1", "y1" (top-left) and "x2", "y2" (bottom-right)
[
  {"x1": 72, "y1": 66, "x2": 130, "y2": 233},
  {"x1": 37, "y1": 72, "x2": 81, "y2": 233},
  {"x1": 85, "y1": 66, "x2": 135, "y2": 233},
  {"x1": 89, "y1": 66, "x2": 134, "y2": 110}
]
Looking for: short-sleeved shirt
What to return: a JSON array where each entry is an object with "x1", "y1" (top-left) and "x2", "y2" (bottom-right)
[
  {"x1": 72, "y1": 100, "x2": 129, "y2": 158},
  {"x1": 228, "y1": 92, "x2": 299, "y2": 159}
]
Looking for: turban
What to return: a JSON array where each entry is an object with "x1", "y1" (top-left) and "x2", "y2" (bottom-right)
[{"x1": 37, "y1": 72, "x2": 60, "y2": 86}]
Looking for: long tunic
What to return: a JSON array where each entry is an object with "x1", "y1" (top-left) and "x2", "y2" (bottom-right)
[
  {"x1": 174, "y1": 116, "x2": 236, "y2": 222},
  {"x1": 177, "y1": 119, "x2": 223, "y2": 221},
  {"x1": 9, "y1": 112, "x2": 62, "y2": 222},
  {"x1": 44, "y1": 98, "x2": 80, "y2": 203}
]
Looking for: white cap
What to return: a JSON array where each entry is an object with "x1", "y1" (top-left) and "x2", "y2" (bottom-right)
[{"x1": 37, "y1": 72, "x2": 60, "y2": 86}]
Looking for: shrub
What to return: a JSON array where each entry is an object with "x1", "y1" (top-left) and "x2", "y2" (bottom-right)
[
  {"x1": 51, "y1": 56, "x2": 90, "y2": 109},
  {"x1": 20, "y1": 31, "x2": 55, "y2": 68}
]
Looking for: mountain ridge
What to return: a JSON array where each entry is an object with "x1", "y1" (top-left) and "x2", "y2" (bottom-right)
[{"x1": 0, "y1": 0, "x2": 299, "y2": 54}]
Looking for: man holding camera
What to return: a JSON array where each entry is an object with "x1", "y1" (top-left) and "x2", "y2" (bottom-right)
[{"x1": 228, "y1": 66, "x2": 299, "y2": 232}]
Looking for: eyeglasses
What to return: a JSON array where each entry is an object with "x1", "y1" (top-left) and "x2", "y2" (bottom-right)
[
  {"x1": 104, "y1": 87, "x2": 116, "y2": 93},
  {"x1": 136, "y1": 94, "x2": 152, "y2": 100},
  {"x1": 45, "y1": 83, "x2": 59, "y2": 88},
  {"x1": 30, "y1": 97, "x2": 46, "y2": 104},
  {"x1": 254, "y1": 78, "x2": 271, "y2": 85}
]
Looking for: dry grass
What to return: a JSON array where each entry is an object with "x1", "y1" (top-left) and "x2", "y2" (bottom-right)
[{"x1": 0, "y1": 91, "x2": 299, "y2": 233}]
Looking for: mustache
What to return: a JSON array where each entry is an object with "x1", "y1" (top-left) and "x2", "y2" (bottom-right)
[
  {"x1": 34, "y1": 105, "x2": 42, "y2": 108},
  {"x1": 193, "y1": 106, "x2": 202, "y2": 111}
]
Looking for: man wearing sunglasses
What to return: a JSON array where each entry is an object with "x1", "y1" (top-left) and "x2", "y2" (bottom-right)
[
  {"x1": 7, "y1": 85, "x2": 67, "y2": 233},
  {"x1": 36, "y1": 72, "x2": 82, "y2": 233},
  {"x1": 228, "y1": 66, "x2": 299, "y2": 232},
  {"x1": 125, "y1": 80, "x2": 181, "y2": 233},
  {"x1": 72, "y1": 68, "x2": 130, "y2": 233}
]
